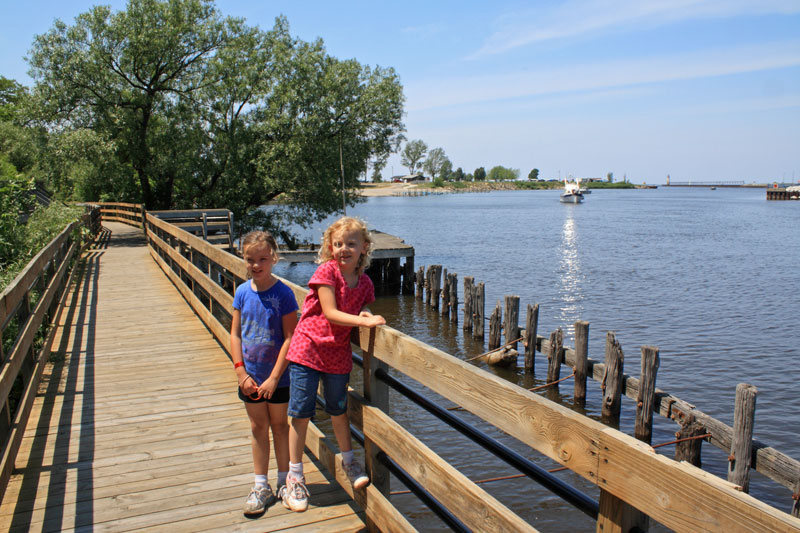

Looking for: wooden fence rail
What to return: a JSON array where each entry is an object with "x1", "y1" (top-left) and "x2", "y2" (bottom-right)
[
  {"x1": 0, "y1": 207, "x2": 100, "y2": 499},
  {"x1": 110, "y1": 204, "x2": 800, "y2": 532}
]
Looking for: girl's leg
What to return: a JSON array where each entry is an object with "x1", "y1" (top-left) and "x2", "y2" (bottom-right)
[
  {"x1": 330, "y1": 412, "x2": 353, "y2": 453},
  {"x1": 288, "y1": 416, "x2": 310, "y2": 465},
  {"x1": 268, "y1": 402, "x2": 290, "y2": 476},
  {"x1": 244, "y1": 401, "x2": 272, "y2": 477}
]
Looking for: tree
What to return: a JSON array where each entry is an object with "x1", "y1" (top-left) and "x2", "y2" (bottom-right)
[
  {"x1": 453, "y1": 167, "x2": 465, "y2": 181},
  {"x1": 439, "y1": 158, "x2": 453, "y2": 181},
  {"x1": 401, "y1": 139, "x2": 427, "y2": 175},
  {"x1": 423, "y1": 147, "x2": 450, "y2": 180},
  {"x1": 528, "y1": 168, "x2": 539, "y2": 181},
  {"x1": 607, "y1": 172, "x2": 614, "y2": 183},
  {"x1": 27, "y1": 2, "x2": 405, "y2": 237},
  {"x1": 473, "y1": 166, "x2": 486, "y2": 181},
  {"x1": 488, "y1": 165, "x2": 519, "y2": 181}
]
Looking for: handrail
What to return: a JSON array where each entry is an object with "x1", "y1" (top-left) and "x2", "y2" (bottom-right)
[
  {"x1": 136, "y1": 208, "x2": 800, "y2": 532},
  {"x1": 0, "y1": 206, "x2": 100, "y2": 499}
]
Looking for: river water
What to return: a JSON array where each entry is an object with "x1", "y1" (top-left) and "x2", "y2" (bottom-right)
[{"x1": 273, "y1": 187, "x2": 800, "y2": 531}]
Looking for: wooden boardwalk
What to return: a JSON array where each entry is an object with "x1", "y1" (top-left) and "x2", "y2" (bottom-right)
[{"x1": 0, "y1": 222, "x2": 365, "y2": 532}]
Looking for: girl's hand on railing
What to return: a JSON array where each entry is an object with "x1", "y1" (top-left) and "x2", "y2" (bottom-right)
[{"x1": 359, "y1": 311, "x2": 386, "y2": 328}]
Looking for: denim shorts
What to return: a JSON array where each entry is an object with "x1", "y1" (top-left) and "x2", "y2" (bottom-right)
[{"x1": 287, "y1": 362, "x2": 350, "y2": 419}]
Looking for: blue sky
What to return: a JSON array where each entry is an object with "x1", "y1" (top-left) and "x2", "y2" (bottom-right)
[{"x1": 2, "y1": 1, "x2": 799, "y2": 184}]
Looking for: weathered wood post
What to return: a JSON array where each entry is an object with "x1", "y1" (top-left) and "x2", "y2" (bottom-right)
[
  {"x1": 463, "y1": 277, "x2": 474, "y2": 331},
  {"x1": 474, "y1": 282, "x2": 485, "y2": 340},
  {"x1": 602, "y1": 332, "x2": 624, "y2": 423},
  {"x1": 488, "y1": 302, "x2": 502, "y2": 350},
  {"x1": 524, "y1": 304, "x2": 539, "y2": 373},
  {"x1": 441, "y1": 269, "x2": 450, "y2": 317},
  {"x1": 635, "y1": 346, "x2": 660, "y2": 444},
  {"x1": 546, "y1": 328, "x2": 564, "y2": 386},
  {"x1": 201, "y1": 212, "x2": 209, "y2": 241},
  {"x1": 416, "y1": 265, "x2": 424, "y2": 298},
  {"x1": 675, "y1": 414, "x2": 704, "y2": 467},
  {"x1": 402, "y1": 257, "x2": 415, "y2": 294},
  {"x1": 449, "y1": 273, "x2": 458, "y2": 324},
  {"x1": 504, "y1": 295, "x2": 520, "y2": 350},
  {"x1": 728, "y1": 383, "x2": 757, "y2": 493},
  {"x1": 388, "y1": 257, "x2": 402, "y2": 292},
  {"x1": 574, "y1": 321, "x2": 589, "y2": 406},
  {"x1": 431, "y1": 265, "x2": 442, "y2": 310},
  {"x1": 227, "y1": 211, "x2": 234, "y2": 251},
  {"x1": 424, "y1": 266, "x2": 432, "y2": 305}
]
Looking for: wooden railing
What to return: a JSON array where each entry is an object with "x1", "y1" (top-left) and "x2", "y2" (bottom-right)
[
  {"x1": 136, "y1": 208, "x2": 800, "y2": 532},
  {"x1": 94, "y1": 201, "x2": 144, "y2": 227},
  {"x1": 0, "y1": 206, "x2": 101, "y2": 497}
]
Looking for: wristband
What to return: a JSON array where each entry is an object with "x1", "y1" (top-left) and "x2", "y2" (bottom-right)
[{"x1": 233, "y1": 361, "x2": 245, "y2": 369}]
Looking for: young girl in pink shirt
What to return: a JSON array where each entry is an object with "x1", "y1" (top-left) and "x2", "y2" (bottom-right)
[{"x1": 281, "y1": 217, "x2": 385, "y2": 512}]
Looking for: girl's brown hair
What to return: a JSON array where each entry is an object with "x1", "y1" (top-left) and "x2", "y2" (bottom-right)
[
  {"x1": 317, "y1": 217, "x2": 373, "y2": 275},
  {"x1": 241, "y1": 230, "x2": 280, "y2": 264}
]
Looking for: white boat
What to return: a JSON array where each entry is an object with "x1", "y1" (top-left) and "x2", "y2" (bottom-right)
[{"x1": 560, "y1": 179, "x2": 584, "y2": 203}]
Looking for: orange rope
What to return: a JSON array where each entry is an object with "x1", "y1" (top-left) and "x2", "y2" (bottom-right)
[
  {"x1": 652, "y1": 433, "x2": 712, "y2": 449},
  {"x1": 529, "y1": 371, "x2": 575, "y2": 392}
]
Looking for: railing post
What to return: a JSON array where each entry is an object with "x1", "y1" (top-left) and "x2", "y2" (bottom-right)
[
  {"x1": 728, "y1": 383, "x2": 757, "y2": 493},
  {"x1": 361, "y1": 329, "x2": 389, "y2": 500}
]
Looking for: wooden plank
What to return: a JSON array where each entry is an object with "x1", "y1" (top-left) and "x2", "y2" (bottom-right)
[{"x1": 349, "y1": 393, "x2": 537, "y2": 532}]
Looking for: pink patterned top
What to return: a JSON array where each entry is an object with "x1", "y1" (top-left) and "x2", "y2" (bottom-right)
[{"x1": 286, "y1": 260, "x2": 375, "y2": 374}]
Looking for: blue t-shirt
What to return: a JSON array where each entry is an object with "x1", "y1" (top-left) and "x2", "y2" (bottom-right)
[{"x1": 232, "y1": 279, "x2": 299, "y2": 388}]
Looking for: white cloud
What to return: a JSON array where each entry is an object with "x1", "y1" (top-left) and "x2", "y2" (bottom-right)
[
  {"x1": 407, "y1": 40, "x2": 800, "y2": 111},
  {"x1": 468, "y1": 0, "x2": 800, "y2": 59}
]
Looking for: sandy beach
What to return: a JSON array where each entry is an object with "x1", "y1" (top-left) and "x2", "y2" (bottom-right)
[{"x1": 358, "y1": 182, "x2": 418, "y2": 197}]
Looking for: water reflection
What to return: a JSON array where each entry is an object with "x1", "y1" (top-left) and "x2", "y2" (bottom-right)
[{"x1": 558, "y1": 211, "x2": 584, "y2": 339}]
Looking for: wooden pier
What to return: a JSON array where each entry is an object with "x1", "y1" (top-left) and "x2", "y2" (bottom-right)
[
  {"x1": 1, "y1": 203, "x2": 799, "y2": 532},
  {"x1": 767, "y1": 187, "x2": 800, "y2": 200}
]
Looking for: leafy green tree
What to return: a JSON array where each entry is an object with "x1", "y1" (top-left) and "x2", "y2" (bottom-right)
[
  {"x1": 473, "y1": 166, "x2": 486, "y2": 181},
  {"x1": 453, "y1": 167, "x2": 465, "y2": 182},
  {"x1": 401, "y1": 139, "x2": 427, "y2": 175},
  {"x1": 439, "y1": 158, "x2": 453, "y2": 181},
  {"x1": 423, "y1": 147, "x2": 450, "y2": 180},
  {"x1": 488, "y1": 165, "x2": 519, "y2": 181},
  {"x1": 0, "y1": 159, "x2": 33, "y2": 268},
  {"x1": 607, "y1": 172, "x2": 614, "y2": 182},
  {"x1": 528, "y1": 168, "x2": 539, "y2": 181},
  {"x1": 27, "y1": 1, "x2": 405, "y2": 238}
]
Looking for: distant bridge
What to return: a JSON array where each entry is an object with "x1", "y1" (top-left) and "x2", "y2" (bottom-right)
[{"x1": 665, "y1": 180, "x2": 746, "y2": 187}]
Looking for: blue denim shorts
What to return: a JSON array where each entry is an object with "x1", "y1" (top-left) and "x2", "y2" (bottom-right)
[{"x1": 288, "y1": 362, "x2": 350, "y2": 419}]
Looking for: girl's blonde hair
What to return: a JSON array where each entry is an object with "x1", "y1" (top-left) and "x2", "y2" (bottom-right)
[
  {"x1": 241, "y1": 230, "x2": 280, "y2": 264},
  {"x1": 318, "y1": 217, "x2": 373, "y2": 275}
]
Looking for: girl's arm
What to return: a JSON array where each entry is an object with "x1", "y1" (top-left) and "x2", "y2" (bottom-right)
[
  {"x1": 230, "y1": 309, "x2": 257, "y2": 396},
  {"x1": 318, "y1": 285, "x2": 385, "y2": 328},
  {"x1": 260, "y1": 311, "x2": 298, "y2": 399}
]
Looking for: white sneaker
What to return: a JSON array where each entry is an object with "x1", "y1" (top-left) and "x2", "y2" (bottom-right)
[
  {"x1": 282, "y1": 475, "x2": 309, "y2": 512},
  {"x1": 343, "y1": 460, "x2": 370, "y2": 490},
  {"x1": 243, "y1": 484, "x2": 272, "y2": 515}
]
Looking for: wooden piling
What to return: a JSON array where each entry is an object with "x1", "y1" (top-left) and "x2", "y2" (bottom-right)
[
  {"x1": 546, "y1": 328, "x2": 564, "y2": 385},
  {"x1": 416, "y1": 265, "x2": 424, "y2": 298},
  {"x1": 402, "y1": 256, "x2": 415, "y2": 294},
  {"x1": 675, "y1": 415, "x2": 705, "y2": 467},
  {"x1": 463, "y1": 277, "x2": 474, "y2": 331},
  {"x1": 602, "y1": 332, "x2": 624, "y2": 422},
  {"x1": 728, "y1": 383, "x2": 757, "y2": 493},
  {"x1": 504, "y1": 295, "x2": 520, "y2": 350},
  {"x1": 524, "y1": 304, "x2": 539, "y2": 373},
  {"x1": 489, "y1": 302, "x2": 502, "y2": 350},
  {"x1": 430, "y1": 265, "x2": 442, "y2": 310},
  {"x1": 474, "y1": 282, "x2": 485, "y2": 340},
  {"x1": 573, "y1": 320, "x2": 589, "y2": 406},
  {"x1": 449, "y1": 273, "x2": 458, "y2": 324},
  {"x1": 441, "y1": 270, "x2": 450, "y2": 317},
  {"x1": 424, "y1": 266, "x2": 432, "y2": 305},
  {"x1": 635, "y1": 346, "x2": 660, "y2": 444}
]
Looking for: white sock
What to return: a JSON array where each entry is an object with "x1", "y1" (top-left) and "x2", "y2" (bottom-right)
[
  {"x1": 254, "y1": 474, "x2": 268, "y2": 488},
  {"x1": 278, "y1": 471, "x2": 288, "y2": 486},
  {"x1": 341, "y1": 450, "x2": 354, "y2": 466},
  {"x1": 289, "y1": 461, "x2": 303, "y2": 480}
]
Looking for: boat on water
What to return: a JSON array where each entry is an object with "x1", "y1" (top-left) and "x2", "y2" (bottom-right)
[{"x1": 560, "y1": 179, "x2": 585, "y2": 203}]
